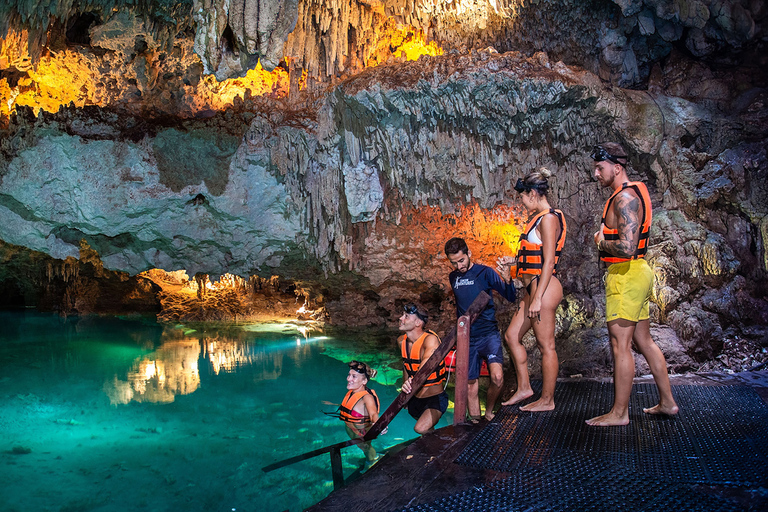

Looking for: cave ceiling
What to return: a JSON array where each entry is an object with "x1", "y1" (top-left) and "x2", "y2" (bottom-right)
[{"x1": 0, "y1": 0, "x2": 766, "y2": 355}]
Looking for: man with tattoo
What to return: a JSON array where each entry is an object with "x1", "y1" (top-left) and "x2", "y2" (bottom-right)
[{"x1": 586, "y1": 142, "x2": 679, "y2": 426}]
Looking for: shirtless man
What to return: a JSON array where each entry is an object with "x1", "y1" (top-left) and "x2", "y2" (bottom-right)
[
  {"x1": 399, "y1": 302, "x2": 448, "y2": 434},
  {"x1": 586, "y1": 142, "x2": 679, "y2": 426}
]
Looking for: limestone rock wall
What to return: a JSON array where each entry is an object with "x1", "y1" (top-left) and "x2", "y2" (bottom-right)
[
  {"x1": 1, "y1": 0, "x2": 764, "y2": 98},
  {"x1": 0, "y1": 239, "x2": 162, "y2": 314},
  {"x1": 0, "y1": 0, "x2": 766, "y2": 375},
  {"x1": 0, "y1": 110, "x2": 308, "y2": 276},
  {"x1": 193, "y1": 0, "x2": 299, "y2": 78},
  {"x1": 284, "y1": 51, "x2": 767, "y2": 364}
]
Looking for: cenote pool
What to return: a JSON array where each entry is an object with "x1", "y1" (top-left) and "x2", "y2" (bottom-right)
[{"x1": 0, "y1": 311, "x2": 454, "y2": 512}]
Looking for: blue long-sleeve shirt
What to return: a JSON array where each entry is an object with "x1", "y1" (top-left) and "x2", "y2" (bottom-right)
[{"x1": 449, "y1": 263, "x2": 517, "y2": 340}]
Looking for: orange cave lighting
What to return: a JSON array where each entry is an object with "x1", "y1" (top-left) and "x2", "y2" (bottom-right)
[
  {"x1": 0, "y1": 22, "x2": 443, "y2": 119},
  {"x1": 379, "y1": 202, "x2": 526, "y2": 274},
  {"x1": 366, "y1": 26, "x2": 443, "y2": 68},
  {"x1": 0, "y1": 41, "x2": 293, "y2": 118}
]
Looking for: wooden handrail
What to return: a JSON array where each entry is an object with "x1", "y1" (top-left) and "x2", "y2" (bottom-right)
[
  {"x1": 261, "y1": 292, "x2": 491, "y2": 486},
  {"x1": 261, "y1": 438, "x2": 360, "y2": 473}
]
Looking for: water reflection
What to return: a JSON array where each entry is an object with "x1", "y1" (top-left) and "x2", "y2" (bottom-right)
[
  {"x1": 104, "y1": 339, "x2": 201, "y2": 404},
  {"x1": 205, "y1": 335, "x2": 284, "y2": 378},
  {"x1": 104, "y1": 323, "x2": 322, "y2": 404}
]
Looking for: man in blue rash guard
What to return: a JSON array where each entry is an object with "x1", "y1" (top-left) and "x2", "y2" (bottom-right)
[{"x1": 444, "y1": 237, "x2": 517, "y2": 421}]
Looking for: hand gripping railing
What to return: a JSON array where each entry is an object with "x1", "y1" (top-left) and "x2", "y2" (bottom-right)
[{"x1": 261, "y1": 292, "x2": 491, "y2": 489}]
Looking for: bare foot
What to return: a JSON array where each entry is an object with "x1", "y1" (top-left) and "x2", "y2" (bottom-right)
[
  {"x1": 484, "y1": 411, "x2": 495, "y2": 421},
  {"x1": 643, "y1": 403, "x2": 679, "y2": 416},
  {"x1": 501, "y1": 389, "x2": 534, "y2": 406},
  {"x1": 519, "y1": 399, "x2": 554, "y2": 412},
  {"x1": 585, "y1": 412, "x2": 629, "y2": 427}
]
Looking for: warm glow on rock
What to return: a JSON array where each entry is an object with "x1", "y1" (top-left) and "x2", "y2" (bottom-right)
[
  {"x1": 484, "y1": 209, "x2": 525, "y2": 256},
  {"x1": 0, "y1": 28, "x2": 297, "y2": 118},
  {"x1": 14, "y1": 50, "x2": 94, "y2": 113},
  {"x1": 452, "y1": 203, "x2": 525, "y2": 260},
  {"x1": 360, "y1": 202, "x2": 525, "y2": 287},
  {"x1": 0, "y1": 79, "x2": 14, "y2": 121},
  {"x1": 392, "y1": 29, "x2": 443, "y2": 62},
  {"x1": 403, "y1": 202, "x2": 525, "y2": 255},
  {"x1": 298, "y1": 69, "x2": 308, "y2": 91},
  {"x1": 367, "y1": 27, "x2": 443, "y2": 67},
  {"x1": 196, "y1": 62, "x2": 291, "y2": 109},
  {"x1": 0, "y1": 20, "x2": 442, "y2": 120}
]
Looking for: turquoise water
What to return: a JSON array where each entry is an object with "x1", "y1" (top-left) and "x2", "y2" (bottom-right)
[{"x1": 0, "y1": 311, "x2": 453, "y2": 512}]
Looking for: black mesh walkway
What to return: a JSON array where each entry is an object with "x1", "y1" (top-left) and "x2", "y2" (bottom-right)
[{"x1": 394, "y1": 382, "x2": 768, "y2": 512}]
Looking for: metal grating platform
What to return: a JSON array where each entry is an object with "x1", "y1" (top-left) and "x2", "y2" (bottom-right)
[
  {"x1": 455, "y1": 382, "x2": 768, "y2": 486},
  {"x1": 393, "y1": 382, "x2": 768, "y2": 512},
  {"x1": 483, "y1": 462, "x2": 744, "y2": 512}
]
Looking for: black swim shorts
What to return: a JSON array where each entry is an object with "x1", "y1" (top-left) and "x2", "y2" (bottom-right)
[{"x1": 407, "y1": 390, "x2": 449, "y2": 420}]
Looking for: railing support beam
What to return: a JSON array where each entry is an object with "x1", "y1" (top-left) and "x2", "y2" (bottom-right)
[
  {"x1": 453, "y1": 315, "x2": 470, "y2": 425},
  {"x1": 330, "y1": 446, "x2": 344, "y2": 489}
]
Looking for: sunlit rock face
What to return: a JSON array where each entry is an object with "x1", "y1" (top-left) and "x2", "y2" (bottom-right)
[{"x1": 0, "y1": 0, "x2": 766, "y2": 375}]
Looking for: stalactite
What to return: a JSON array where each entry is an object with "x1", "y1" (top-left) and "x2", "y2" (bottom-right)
[{"x1": 45, "y1": 257, "x2": 80, "y2": 283}]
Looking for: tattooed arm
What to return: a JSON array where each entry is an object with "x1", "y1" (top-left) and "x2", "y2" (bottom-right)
[{"x1": 603, "y1": 189, "x2": 641, "y2": 258}]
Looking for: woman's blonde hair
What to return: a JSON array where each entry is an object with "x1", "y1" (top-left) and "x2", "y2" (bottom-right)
[{"x1": 520, "y1": 167, "x2": 553, "y2": 195}]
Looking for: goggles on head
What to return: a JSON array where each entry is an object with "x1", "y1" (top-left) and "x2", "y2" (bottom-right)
[
  {"x1": 590, "y1": 145, "x2": 627, "y2": 166},
  {"x1": 403, "y1": 303, "x2": 428, "y2": 324},
  {"x1": 514, "y1": 178, "x2": 534, "y2": 193},
  {"x1": 349, "y1": 360, "x2": 369, "y2": 376}
]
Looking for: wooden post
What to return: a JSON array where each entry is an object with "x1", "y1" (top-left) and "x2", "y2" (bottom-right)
[
  {"x1": 330, "y1": 446, "x2": 344, "y2": 489},
  {"x1": 453, "y1": 315, "x2": 470, "y2": 425}
]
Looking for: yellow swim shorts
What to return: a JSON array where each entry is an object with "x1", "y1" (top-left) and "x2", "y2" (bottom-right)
[{"x1": 605, "y1": 258, "x2": 653, "y2": 323}]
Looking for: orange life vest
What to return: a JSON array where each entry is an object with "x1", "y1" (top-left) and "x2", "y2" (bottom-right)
[
  {"x1": 400, "y1": 330, "x2": 446, "y2": 387},
  {"x1": 338, "y1": 388, "x2": 379, "y2": 425},
  {"x1": 516, "y1": 208, "x2": 567, "y2": 276},
  {"x1": 600, "y1": 182, "x2": 652, "y2": 264}
]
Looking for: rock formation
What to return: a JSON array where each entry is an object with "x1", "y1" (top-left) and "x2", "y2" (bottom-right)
[{"x1": 0, "y1": 0, "x2": 766, "y2": 375}]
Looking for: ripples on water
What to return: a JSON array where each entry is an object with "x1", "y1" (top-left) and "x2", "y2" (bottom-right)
[{"x1": 0, "y1": 311, "x2": 453, "y2": 511}]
